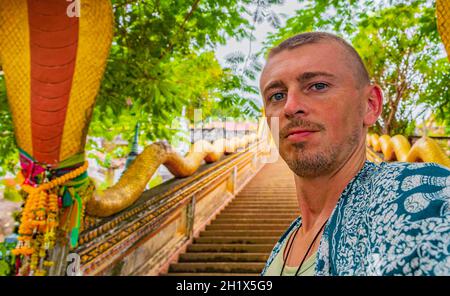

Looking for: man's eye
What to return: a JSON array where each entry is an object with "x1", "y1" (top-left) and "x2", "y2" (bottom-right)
[
  {"x1": 310, "y1": 83, "x2": 329, "y2": 91},
  {"x1": 269, "y1": 93, "x2": 286, "y2": 102}
]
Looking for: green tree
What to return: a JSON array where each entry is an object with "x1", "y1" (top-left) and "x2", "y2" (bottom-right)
[
  {"x1": 353, "y1": 2, "x2": 448, "y2": 135},
  {"x1": 0, "y1": 74, "x2": 18, "y2": 177},
  {"x1": 94, "y1": 0, "x2": 263, "y2": 143}
]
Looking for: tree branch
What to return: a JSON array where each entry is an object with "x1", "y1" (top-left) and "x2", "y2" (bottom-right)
[{"x1": 159, "y1": 0, "x2": 201, "y2": 60}]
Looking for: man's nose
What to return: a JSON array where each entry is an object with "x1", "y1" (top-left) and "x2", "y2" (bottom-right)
[{"x1": 283, "y1": 90, "x2": 307, "y2": 118}]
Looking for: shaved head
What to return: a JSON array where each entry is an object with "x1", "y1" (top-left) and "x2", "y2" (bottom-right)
[{"x1": 268, "y1": 32, "x2": 370, "y2": 88}]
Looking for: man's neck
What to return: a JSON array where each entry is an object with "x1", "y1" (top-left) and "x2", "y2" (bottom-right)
[{"x1": 294, "y1": 138, "x2": 367, "y2": 232}]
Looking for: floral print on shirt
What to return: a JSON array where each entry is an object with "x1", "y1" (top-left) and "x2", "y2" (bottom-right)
[{"x1": 261, "y1": 161, "x2": 450, "y2": 276}]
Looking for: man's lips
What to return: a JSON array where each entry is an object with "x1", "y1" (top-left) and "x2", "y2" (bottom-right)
[{"x1": 285, "y1": 129, "x2": 318, "y2": 141}]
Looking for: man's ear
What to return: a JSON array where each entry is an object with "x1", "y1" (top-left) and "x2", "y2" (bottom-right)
[{"x1": 363, "y1": 84, "x2": 383, "y2": 127}]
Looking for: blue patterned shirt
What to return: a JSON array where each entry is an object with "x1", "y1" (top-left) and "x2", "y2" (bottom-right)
[{"x1": 261, "y1": 161, "x2": 450, "y2": 276}]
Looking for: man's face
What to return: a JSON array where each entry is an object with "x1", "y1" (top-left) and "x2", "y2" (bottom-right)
[{"x1": 260, "y1": 41, "x2": 368, "y2": 177}]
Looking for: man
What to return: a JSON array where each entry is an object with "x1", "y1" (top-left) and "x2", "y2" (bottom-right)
[{"x1": 260, "y1": 32, "x2": 450, "y2": 276}]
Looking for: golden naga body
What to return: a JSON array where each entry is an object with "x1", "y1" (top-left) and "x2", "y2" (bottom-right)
[
  {"x1": 437, "y1": 0, "x2": 450, "y2": 62},
  {"x1": 365, "y1": 0, "x2": 450, "y2": 168},
  {"x1": 86, "y1": 135, "x2": 258, "y2": 217},
  {"x1": 0, "y1": 0, "x2": 113, "y2": 164},
  {"x1": 367, "y1": 134, "x2": 450, "y2": 168}
]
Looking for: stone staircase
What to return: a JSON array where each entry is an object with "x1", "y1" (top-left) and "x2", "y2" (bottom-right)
[{"x1": 165, "y1": 158, "x2": 299, "y2": 276}]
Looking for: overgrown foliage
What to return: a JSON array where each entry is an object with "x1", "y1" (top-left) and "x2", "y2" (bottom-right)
[{"x1": 0, "y1": 75, "x2": 18, "y2": 177}]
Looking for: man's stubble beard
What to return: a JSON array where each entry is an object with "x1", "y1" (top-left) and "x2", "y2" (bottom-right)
[{"x1": 279, "y1": 124, "x2": 360, "y2": 178}]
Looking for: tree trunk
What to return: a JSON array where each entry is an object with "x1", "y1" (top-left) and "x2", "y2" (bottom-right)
[{"x1": 383, "y1": 108, "x2": 396, "y2": 135}]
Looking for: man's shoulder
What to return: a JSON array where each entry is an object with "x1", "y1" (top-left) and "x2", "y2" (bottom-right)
[
  {"x1": 364, "y1": 162, "x2": 450, "y2": 275},
  {"x1": 367, "y1": 161, "x2": 449, "y2": 219},
  {"x1": 376, "y1": 161, "x2": 450, "y2": 178},
  {"x1": 369, "y1": 161, "x2": 450, "y2": 189}
]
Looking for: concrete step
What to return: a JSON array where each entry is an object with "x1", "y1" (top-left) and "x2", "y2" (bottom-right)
[
  {"x1": 212, "y1": 218, "x2": 294, "y2": 225},
  {"x1": 165, "y1": 158, "x2": 297, "y2": 275},
  {"x1": 224, "y1": 204, "x2": 300, "y2": 212},
  {"x1": 168, "y1": 262, "x2": 265, "y2": 273},
  {"x1": 206, "y1": 224, "x2": 288, "y2": 231},
  {"x1": 230, "y1": 201, "x2": 298, "y2": 205},
  {"x1": 224, "y1": 206, "x2": 297, "y2": 211},
  {"x1": 237, "y1": 190, "x2": 296, "y2": 193},
  {"x1": 238, "y1": 190, "x2": 296, "y2": 193},
  {"x1": 217, "y1": 213, "x2": 299, "y2": 219},
  {"x1": 237, "y1": 195, "x2": 297, "y2": 198},
  {"x1": 164, "y1": 273, "x2": 260, "y2": 276},
  {"x1": 179, "y1": 252, "x2": 269, "y2": 262},
  {"x1": 187, "y1": 244, "x2": 274, "y2": 253},
  {"x1": 194, "y1": 236, "x2": 279, "y2": 244},
  {"x1": 220, "y1": 209, "x2": 299, "y2": 214},
  {"x1": 232, "y1": 201, "x2": 297, "y2": 205},
  {"x1": 226, "y1": 203, "x2": 298, "y2": 208},
  {"x1": 222, "y1": 204, "x2": 300, "y2": 212},
  {"x1": 199, "y1": 230, "x2": 285, "y2": 237},
  {"x1": 238, "y1": 193, "x2": 295, "y2": 195},
  {"x1": 231, "y1": 198, "x2": 298, "y2": 207}
]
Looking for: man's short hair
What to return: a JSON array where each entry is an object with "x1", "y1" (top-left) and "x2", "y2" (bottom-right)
[{"x1": 268, "y1": 32, "x2": 370, "y2": 87}]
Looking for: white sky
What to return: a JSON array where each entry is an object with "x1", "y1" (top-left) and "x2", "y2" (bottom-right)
[
  {"x1": 213, "y1": 1, "x2": 301, "y2": 109},
  {"x1": 215, "y1": 1, "x2": 300, "y2": 69}
]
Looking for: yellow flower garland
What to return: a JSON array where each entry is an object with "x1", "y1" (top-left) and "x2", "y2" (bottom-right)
[{"x1": 12, "y1": 161, "x2": 89, "y2": 276}]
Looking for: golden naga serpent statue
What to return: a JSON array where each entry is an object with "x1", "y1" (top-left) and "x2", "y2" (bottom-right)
[
  {"x1": 366, "y1": 134, "x2": 450, "y2": 168},
  {"x1": 87, "y1": 135, "x2": 258, "y2": 217}
]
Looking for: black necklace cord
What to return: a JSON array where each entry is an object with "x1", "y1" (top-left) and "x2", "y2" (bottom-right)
[
  {"x1": 294, "y1": 219, "x2": 328, "y2": 276},
  {"x1": 280, "y1": 222, "x2": 301, "y2": 276},
  {"x1": 280, "y1": 219, "x2": 328, "y2": 276}
]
